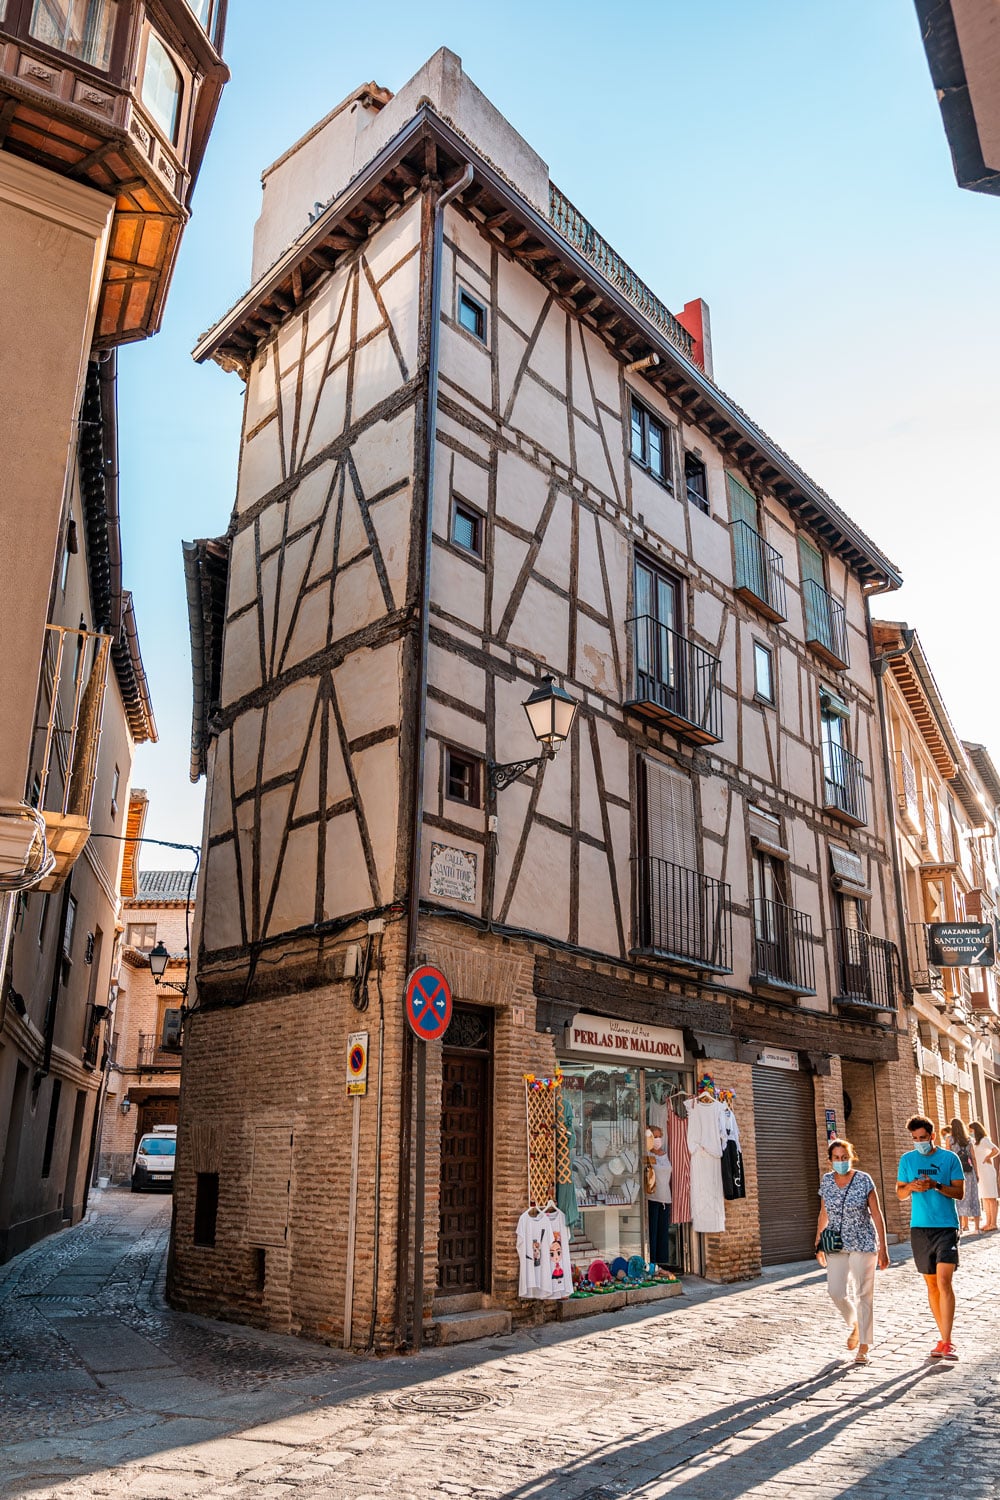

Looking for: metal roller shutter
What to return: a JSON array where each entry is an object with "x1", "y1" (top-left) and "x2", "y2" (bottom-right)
[{"x1": 752, "y1": 1066, "x2": 820, "y2": 1265}]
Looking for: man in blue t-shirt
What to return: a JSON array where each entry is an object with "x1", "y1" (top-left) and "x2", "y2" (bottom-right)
[{"x1": 897, "y1": 1114, "x2": 966, "y2": 1361}]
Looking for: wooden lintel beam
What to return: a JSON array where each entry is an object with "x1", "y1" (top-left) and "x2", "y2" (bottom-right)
[
  {"x1": 504, "y1": 228, "x2": 532, "y2": 250},
  {"x1": 271, "y1": 290, "x2": 294, "y2": 314},
  {"x1": 70, "y1": 137, "x2": 117, "y2": 178},
  {"x1": 485, "y1": 209, "x2": 511, "y2": 230},
  {"x1": 291, "y1": 267, "x2": 303, "y2": 303},
  {"x1": 309, "y1": 245, "x2": 338, "y2": 270}
]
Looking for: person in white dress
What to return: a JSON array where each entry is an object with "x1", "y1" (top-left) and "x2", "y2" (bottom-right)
[{"x1": 970, "y1": 1121, "x2": 999, "y2": 1232}]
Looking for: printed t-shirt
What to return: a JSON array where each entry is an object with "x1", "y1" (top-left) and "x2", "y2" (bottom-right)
[
  {"x1": 515, "y1": 1207, "x2": 572, "y2": 1299},
  {"x1": 897, "y1": 1148, "x2": 964, "y2": 1228}
]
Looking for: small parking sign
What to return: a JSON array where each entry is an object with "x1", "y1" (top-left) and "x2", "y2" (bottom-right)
[{"x1": 346, "y1": 1032, "x2": 368, "y2": 1096}]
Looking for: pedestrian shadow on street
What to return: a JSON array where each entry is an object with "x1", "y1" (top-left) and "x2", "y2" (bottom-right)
[{"x1": 496, "y1": 1361, "x2": 942, "y2": 1499}]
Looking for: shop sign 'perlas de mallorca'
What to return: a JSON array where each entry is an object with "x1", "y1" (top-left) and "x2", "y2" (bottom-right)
[{"x1": 565, "y1": 1014, "x2": 685, "y2": 1063}]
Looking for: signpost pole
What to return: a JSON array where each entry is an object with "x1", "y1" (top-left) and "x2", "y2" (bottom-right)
[
  {"x1": 412, "y1": 1040, "x2": 427, "y2": 1352},
  {"x1": 343, "y1": 1091, "x2": 361, "y2": 1350}
]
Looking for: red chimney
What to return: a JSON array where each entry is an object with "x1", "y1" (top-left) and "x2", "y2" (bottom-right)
[{"x1": 676, "y1": 299, "x2": 713, "y2": 379}]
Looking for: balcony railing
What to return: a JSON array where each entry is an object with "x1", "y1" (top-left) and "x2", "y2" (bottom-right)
[
  {"x1": 822, "y1": 741, "x2": 867, "y2": 826},
  {"x1": 803, "y1": 579, "x2": 849, "y2": 668},
  {"x1": 625, "y1": 617, "x2": 723, "y2": 744},
  {"x1": 731, "y1": 521, "x2": 787, "y2": 621},
  {"x1": 137, "y1": 1033, "x2": 182, "y2": 1070},
  {"x1": 833, "y1": 928, "x2": 899, "y2": 1012},
  {"x1": 750, "y1": 898, "x2": 817, "y2": 994},
  {"x1": 634, "y1": 858, "x2": 732, "y2": 973},
  {"x1": 549, "y1": 186, "x2": 694, "y2": 358},
  {"x1": 909, "y1": 922, "x2": 944, "y2": 993},
  {"x1": 31, "y1": 625, "x2": 112, "y2": 890}
]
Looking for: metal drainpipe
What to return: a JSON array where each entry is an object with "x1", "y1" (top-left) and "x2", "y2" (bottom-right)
[
  {"x1": 868, "y1": 611, "x2": 916, "y2": 1006},
  {"x1": 399, "y1": 161, "x2": 474, "y2": 1354}
]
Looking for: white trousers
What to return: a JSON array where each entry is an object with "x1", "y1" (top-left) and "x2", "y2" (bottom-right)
[{"x1": 825, "y1": 1251, "x2": 877, "y2": 1346}]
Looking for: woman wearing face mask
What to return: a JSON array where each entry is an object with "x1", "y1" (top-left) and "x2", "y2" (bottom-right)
[{"x1": 815, "y1": 1138, "x2": 890, "y2": 1365}]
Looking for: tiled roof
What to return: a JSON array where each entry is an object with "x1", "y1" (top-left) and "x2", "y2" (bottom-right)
[{"x1": 136, "y1": 869, "x2": 198, "y2": 902}]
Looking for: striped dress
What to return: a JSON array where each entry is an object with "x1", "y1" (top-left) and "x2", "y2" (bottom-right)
[{"x1": 666, "y1": 1106, "x2": 692, "y2": 1224}]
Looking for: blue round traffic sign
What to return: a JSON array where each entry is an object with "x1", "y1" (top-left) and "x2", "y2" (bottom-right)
[{"x1": 404, "y1": 965, "x2": 453, "y2": 1042}]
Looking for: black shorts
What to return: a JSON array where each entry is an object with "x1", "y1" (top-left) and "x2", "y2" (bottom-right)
[{"x1": 911, "y1": 1226, "x2": 959, "y2": 1275}]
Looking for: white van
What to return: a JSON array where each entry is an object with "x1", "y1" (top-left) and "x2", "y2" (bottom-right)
[{"x1": 131, "y1": 1124, "x2": 177, "y2": 1192}]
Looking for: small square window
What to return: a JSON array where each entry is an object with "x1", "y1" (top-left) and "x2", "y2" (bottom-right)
[
  {"x1": 754, "y1": 642, "x2": 774, "y2": 703},
  {"x1": 458, "y1": 288, "x2": 487, "y2": 343},
  {"x1": 445, "y1": 749, "x2": 481, "y2": 808},
  {"x1": 451, "y1": 501, "x2": 483, "y2": 557}
]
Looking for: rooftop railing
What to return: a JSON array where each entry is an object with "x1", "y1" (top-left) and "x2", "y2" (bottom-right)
[{"x1": 549, "y1": 185, "x2": 695, "y2": 358}]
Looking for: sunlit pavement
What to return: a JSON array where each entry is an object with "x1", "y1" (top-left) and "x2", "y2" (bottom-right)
[{"x1": 1, "y1": 1188, "x2": 999, "y2": 1498}]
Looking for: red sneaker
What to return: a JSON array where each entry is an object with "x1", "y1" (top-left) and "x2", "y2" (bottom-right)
[
  {"x1": 930, "y1": 1341, "x2": 947, "y2": 1358},
  {"x1": 939, "y1": 1343, "x2": 959, "y2": 1361}
]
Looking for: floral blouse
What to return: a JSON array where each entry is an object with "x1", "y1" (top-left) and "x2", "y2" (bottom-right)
[{"x1": 818, "y1": 1170, "x2": 877, "y2": 1253}]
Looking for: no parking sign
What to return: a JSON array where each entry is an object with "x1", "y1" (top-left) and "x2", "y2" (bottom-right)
[
  {"x1": 346, "y1": 1031, "x2": 368, "y2": 1096},
  {"x1": 404, "y1": 965, "x2": 453, "y2": 1042}
]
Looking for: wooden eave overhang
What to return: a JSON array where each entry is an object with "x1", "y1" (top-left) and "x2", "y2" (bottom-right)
[
  {"x1": 194, "y1": 108, "x2": 902, "y2": 591},
  {"x1": 965, "y1": 742, "x2": 1000, "y2": 811},
  {"x1": 120, "y1": 787, "x2": 148, "y2": 901},
  {"x1": 874, "y1": 622, "x2": 974, "y2": 800},
  {"x1": 183, "y1": 535, "x2": 229, "y2": 782}
]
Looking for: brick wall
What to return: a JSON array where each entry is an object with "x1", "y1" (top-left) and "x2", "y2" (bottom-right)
[{"x1": 699, "y1": 1060, "x2": 761, "y2": 1283}]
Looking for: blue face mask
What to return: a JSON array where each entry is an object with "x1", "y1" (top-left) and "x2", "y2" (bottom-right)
[
  {"x1": 915, "y1": 1141, "x2": 935, "y2": 1156},
  {"x1": 832, "y1": 1160, "x2": 852, "y2": 1174}
]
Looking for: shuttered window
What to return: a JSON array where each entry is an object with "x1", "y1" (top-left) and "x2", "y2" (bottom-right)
[
  {"x1": 726, "y1": 472, "x2": 758, "y2": 530},
  {"x1": 644, "y1": 758, "x2": 696, "y2": 871},
  {"x1": 752, "y1": 1066, "x2": 820, "y2": 1264}
]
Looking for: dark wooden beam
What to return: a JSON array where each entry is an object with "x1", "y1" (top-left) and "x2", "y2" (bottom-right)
[{"x1": 0, "y1": 98, "x2": 18, "y2": 148}]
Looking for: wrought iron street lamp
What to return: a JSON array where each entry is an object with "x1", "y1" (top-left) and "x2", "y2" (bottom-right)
[
  {"x1": 148, "y1": 940, "x2": 188, "y2": 997},
  {"x1": 488, "y1": 675, "x2": 578, "y2": 792}
]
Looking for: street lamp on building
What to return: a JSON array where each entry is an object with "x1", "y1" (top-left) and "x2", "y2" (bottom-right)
[
  {"x1": 488, "y1": 675, "x2": 578, "y2": 792},
  {"x1": 148, "y1": 941, "x2": 188, "y2": 998}
]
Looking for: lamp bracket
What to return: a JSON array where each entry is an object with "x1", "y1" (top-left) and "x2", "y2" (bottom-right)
[{"x1": 488, "y1": 749, "x2": 552, "y2": 793}]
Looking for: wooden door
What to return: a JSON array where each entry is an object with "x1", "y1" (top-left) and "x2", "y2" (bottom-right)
[{"x1": 437, "y1": 1013, "x2": 491, "y2": 1297}]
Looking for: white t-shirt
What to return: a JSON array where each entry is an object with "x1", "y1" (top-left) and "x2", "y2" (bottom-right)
[{"x1": 515, "y1": 1207, "x2": 572, "y2": 1299}]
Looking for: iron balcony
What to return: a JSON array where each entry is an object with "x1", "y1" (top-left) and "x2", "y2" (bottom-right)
[
  {"x1": 731, "y1": 520, "x2": 787, "y2": 622},
  {"x1": 750, "y1": 898, "x2": 817, "y2": 995},
  {"x1": 634, "y1": 857, "x2": 733, "y2": 973},
  {"x1": 833, "y1": 928, "x2": 899, "y2": 1013},
  {"x1": 823, "y1": 741, "x2": 868, "y2": 826},
  {"x1": 803, "y1": 578, "x2": 849, "y2": 668},
  {"x1": 625, "y1": 616, "x2": 723, "y2": 744}
]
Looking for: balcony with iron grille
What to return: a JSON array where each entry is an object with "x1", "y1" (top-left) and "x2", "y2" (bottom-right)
[
  {"x1": 731, "y1": 521, "x2": 787, "y2": 622},
  {"x1": 803, "y1": 579, "x2": 849, "y2": 668},
  {"x1": 833, "y1": 928, "x2": 899, "y2": 1015},
  {"x1": 137, "y1": 1032, "x2": 182, "y2": 1070},
  {"x1": 634, "y1": 857, "x2": 732, "y2": 973},
  {"x1": 822, "y1": 742, "x2": 867, "y2": 826},
  {"x1": 750, "y1": 898, "x2": 817, "y2": 996},
  {"x1": 909, "y1": 922, "x2": 945, "y2": 996},
  {"x1": 625, "y1": 617, "x2": 723, "y2": 744}
]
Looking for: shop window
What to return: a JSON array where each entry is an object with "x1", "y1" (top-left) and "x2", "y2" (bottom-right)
[
  {"x1": 445, "y1": 748, "x2": 480, "y2": 808},
  {"x1": 457, "y1": 287, "x2": 487, "y2": 343},
  {"x1": 193, "y1": 1172, "x2": 219, "y2": 1247},
  {"x1": 451, "y1": 499, "x2": 483, "y2": 558},
  {"x1": 141, "y1": 32, "x2": 182, "y2": 142},
  {"x1": 753, "y1": 642, "x2": 774, "y2": 704},
  {"x1": 630, "y1": 399, "x2": 670, "y2": 486},
  {"x1": 684, "y1": 453, "x2": 709, "y2": 512},
  {"x1": 29, "y1": 0, "x2": 119, "y2": 71}
]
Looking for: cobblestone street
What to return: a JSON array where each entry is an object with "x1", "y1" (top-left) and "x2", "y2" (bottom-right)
[{"x1": 2, "y1": 1188, "x2": 999, "y2": 1499}]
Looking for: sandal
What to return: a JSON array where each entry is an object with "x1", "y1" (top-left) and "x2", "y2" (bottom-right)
[
  {"x1": 846, "y1": 1325, "x2": 859, "y2": 1350},
  {"x1": 854, "y1": 1349, "x2": 870, "y2": 1365}
]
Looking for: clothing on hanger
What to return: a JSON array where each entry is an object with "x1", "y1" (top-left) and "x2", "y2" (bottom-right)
[
  {"x1": 685, "y1": 1097, "x2": 726, "y2": 1233},
  {"x1": 515, "y1": 1203, "x2": 572, "y2": 1299}
]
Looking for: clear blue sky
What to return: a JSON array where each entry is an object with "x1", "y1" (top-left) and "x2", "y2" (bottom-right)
[{"x1": 118, "y1": 0, "x2": 1000, "y2": 863}]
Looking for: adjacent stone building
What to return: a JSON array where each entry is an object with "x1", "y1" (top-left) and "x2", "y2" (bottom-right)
[
  {"x1": 0, "y1": 0, "x2": 227, "y2": 1260},
  {"x1": 876, "y1": 621, "x2": 1000, "y2": 1139},
  {"x1": 174, "y1": 50, "x2": 919, "y2": 1350}
]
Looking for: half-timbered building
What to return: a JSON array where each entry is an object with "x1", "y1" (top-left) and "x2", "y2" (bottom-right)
[{"x1": 174, "y1": 50, "x2": 918, "y2": 1349}]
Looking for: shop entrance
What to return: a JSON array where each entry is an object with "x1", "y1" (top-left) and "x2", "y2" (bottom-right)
[
  {"x1": 437, "y1": 1006, "x2": 492, "y2": 1298},
  {"x1": 752, "y1": 1064, "x2": 819, "y2": 1264}
]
